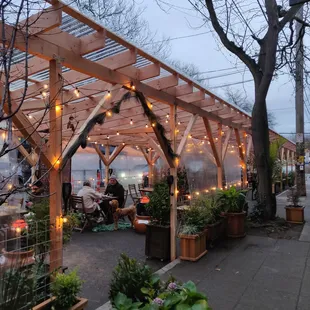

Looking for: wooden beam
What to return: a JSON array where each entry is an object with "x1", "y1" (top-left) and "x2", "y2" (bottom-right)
[
  {"x1": 108, "y1": 144, "x2": 125, "y2": 165},
  {"x1": 139, "y1": 147, "x2": 151, "y2": 165},
  {"x1": 144, "y1": 135, "x2": 169, "y2": 166},
  {"x1": 49, "y1": 59, "x2": 63, "y2": 273},
  {"x1": 222, "y1": 127, "x2": 232, "y2": 161},
  {"x1": 177, "y1": 114, "x2": 198, "y2": 156},
  {"x1": 217, "y1": 123, "x2": 223, "y2": 189},
  {"x1": 14, "y1": 139, "x2": 36, "y2": 167},
  {"x1": 2, "y1": 23, "x2": 248, "y2": 130},
  {"x1": 170, "y1": 104, "x2": 177, "y2": 261},
  {"x1": 94, "y1": 144, "x2": 109, "y2": 166},
  {"x1": 203, "y1": 118, "x2": 221, "y2": 167}
]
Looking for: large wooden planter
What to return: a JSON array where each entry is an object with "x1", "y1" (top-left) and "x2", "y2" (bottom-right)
[
  {"x1": 226, "y1": 212, "x2": 246, "y2": 238},
  {"x1": 179, "y1": 230, "x2": 208, "y2": 262},
  {"x1": 145, "y1": 224, "x2": 170, "y2": 261},
  {"x1": 133, "y1": 215, "x2": 150, "y2": 234},
  {"x1": 207, "y1": 219, "x2": 225, "y2": 243},
  {"x1": 33, "y1": 297, "x2": 88, "y2": 310},
  {"x1": 285, "y1": 206, "x2": 305, "y2": 224}
]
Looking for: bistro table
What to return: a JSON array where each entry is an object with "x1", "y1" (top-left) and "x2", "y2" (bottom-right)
[{"x1": 139, "y1": 187, "x2": 154, "y2": 194}]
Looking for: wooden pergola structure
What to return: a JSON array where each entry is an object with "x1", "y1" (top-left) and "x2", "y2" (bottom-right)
[{"x1": 1, "y1": 1, "x2": 296, "y2": 269}]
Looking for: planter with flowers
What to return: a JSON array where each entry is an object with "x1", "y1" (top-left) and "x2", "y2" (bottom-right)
[
  {"x1": 178, "y1": 204, "x2": 208, "y2": 261},
  {"x1": 145, "y1": 181, "x2": 171, "y2": 261},
  {"x1": 110, "y1": 254, "x2": 211, "y2": 310},
  {"x1": 285, "y1": 187, "x2": 304, "y2": 224},
  {"x1": 217, "y1": 187, "x2": 248, "y2": 238}
]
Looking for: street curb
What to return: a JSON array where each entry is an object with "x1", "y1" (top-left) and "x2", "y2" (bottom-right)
[{"x1": 95, "y1": 259, "x2": 181, "y2": 310}]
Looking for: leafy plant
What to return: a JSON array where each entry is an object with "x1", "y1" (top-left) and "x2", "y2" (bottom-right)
[
  {"x1": 179, "y1": 203, "x2": 208, "y2": 235},
  {"x1": 288, "y1": 171, "x2": 296, "y2": 187},
  {"x1": 51, "y1": 269, "x2": 82, "y2": 309},
  {"x1": 63, "y1": 212, "x2": 81, "y2": 244},
  {"x1": 0, "y1": 261, "x2": 35, "y2": 310},
  {"x1": 109, "y1": 254, "x2": 159, "y2": 304},
  {"x1": 217, "y1": 187, "x2": 247, "y2": 213},
  {"x1": 146, "y1": 181, "x2": 170, "y2": 226},
  {"x1": 287, "y1": 187, "x2": 301, "y2": 208},
  {"x1": 270, "y1": 138, "x2": 285, "y2": 183},
  {"x1": 112, "y1": 292, "x2": 143, "y2": 310}
]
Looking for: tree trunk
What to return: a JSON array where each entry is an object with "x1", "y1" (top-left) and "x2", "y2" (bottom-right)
[{"x1": 252, "y1": 95, "x2": 276, "y2": 219}]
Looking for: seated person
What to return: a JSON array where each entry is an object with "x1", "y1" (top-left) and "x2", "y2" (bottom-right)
[
  {"x1": 105, "y1": 175, "x2": 125, "y2": 208},
  {"x1": 77, "y1": 181, "x2": 105, "y2": 222},
  {"x1": 31, "y1": 180, "x2": 44, "y2": 196}
]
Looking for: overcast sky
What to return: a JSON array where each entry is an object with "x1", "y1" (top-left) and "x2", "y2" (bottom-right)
[{"x1": 139, "y1": 0, "x2": 307, "y2": 137}]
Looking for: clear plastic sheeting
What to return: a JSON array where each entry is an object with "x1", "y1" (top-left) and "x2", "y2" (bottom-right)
[{"x1": 223, "y1": 144, "x2": 243, "y2": 187}]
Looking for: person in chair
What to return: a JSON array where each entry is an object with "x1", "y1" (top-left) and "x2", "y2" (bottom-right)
[{"x1": 104, "y1": 175, "x2": 125, "y2": 208}]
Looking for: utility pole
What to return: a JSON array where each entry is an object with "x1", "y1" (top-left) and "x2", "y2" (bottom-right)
[{"x1": 295, "y1": 5, "x2": 306, "y2": 196}]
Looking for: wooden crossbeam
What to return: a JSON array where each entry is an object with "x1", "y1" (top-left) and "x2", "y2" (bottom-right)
[
  {"x1": 94, "y1": 144, "x2": 109, "y2": 166},
  {"x1": 2, "y1": 23, "x2": 247, "y2": 130},
  {"x1": 14, "y1": 138, "x2": 36, "y2": 167},
  {"x1": 108, "y1": 144, "x2": 125, "y2": 165},
  {"x1": 177, "y1": 114, "x2": 198, "y2": 156},
  {"x1": 139, "y1": 147, "x2": 151, "y2": 165},
  {"x1": 234, "y1": 129, "x2": 245, "y2": 162},
  {"x1": 203, "y1": 118, "x2": 221, "y2": 167},
  {"x1": 222, "y1": 127, "x2": 232, "y2": 161}
]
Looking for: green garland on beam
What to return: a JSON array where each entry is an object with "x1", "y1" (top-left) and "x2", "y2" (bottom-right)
[
  {"x1": 60, "y1": 92, "x2": 132, "y2": 170},
  {"x1": 134, "y1": 90, "x2": 178, "y2": 160}
]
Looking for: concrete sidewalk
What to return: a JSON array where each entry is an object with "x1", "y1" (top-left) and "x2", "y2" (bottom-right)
[{"x1": 161, "y1": 235, "x2": 310, "y2": 310}]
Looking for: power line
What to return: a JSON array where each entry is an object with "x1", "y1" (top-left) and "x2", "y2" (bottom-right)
[{"x1": 211, "y1": 79, "x2": 253, "y2": 88}]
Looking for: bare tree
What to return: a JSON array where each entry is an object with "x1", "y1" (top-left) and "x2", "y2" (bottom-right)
[
  {"x1": 176, "y1": 0, "x2": 310, "y2": 219},
  {"x1": 225, "y1": 88, "x2": 277, "y2": 128}
]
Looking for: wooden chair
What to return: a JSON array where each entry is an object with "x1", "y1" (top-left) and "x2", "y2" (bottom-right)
[
  {"x1": 71, "y1": 195, "x2": 106, "y2": 233},
  {"x1": 128, "y1": 184, "x2": 141, "y2": 205},
  {"x1": 121, "y1": 190, "x2": 128, "y2": 208}
]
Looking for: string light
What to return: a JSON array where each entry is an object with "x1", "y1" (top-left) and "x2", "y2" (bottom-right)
[
  {"x1": 74, "y1": 88, "x2": 80, "y2": 97},
  {"x1": 63, "y1": 217, "x2": 68, "y2": 223},
  {"x1": 87, "y1": 137, "x2": 91, "y2": 141},
  {"x1": 189, "y1": 134, "x2": 192, "y2": 139},
  {"x1": 28, "y1": 115, "x2": 33, "y2": 119},
  {"x1": 56, "y1": 160, "x2": 60, "y2": 165},
  {"x1": 152, "y1": 122, "x2": 156, "y2": 127},
  {"x1": 7, "y1": 184, "x2": 12, "y2": 190},
  {"x1": 101, "y1": 144, "x2": 104, "y2": 147},
  {"x1": 43, "y1": 84, "x2": 48, "y2": 89},
  {"x1": 107, "y1": 135, "x2": 110, "y2": 140},
  {"x1": 145, "y1": 124, "x2": 149, "y2": 128},
  {"x1": 178, "y1": 121, "x2": 181, "y2": 125},
  {"x1": 204, "y1": 135, "x2": 207, "y2": 139},
  {"x1": 122, "y1": 142, "x2": 125, "y2": 146},
  {"x1": 117, "y1": 131, "x2": 120, "y2": 135},
  {"x1": 16, "y1": 227, "x2": 21, "y2": 233},
  {"x1": 165, "y1": 119, "x2": 168, "y2": 123},
  {"x1": 166, "y1": 114, "x2": 169, "y2": 118},
  {"x1": 94, "y1": 141, "x2": 97, "y2": 144},
  {"x1": 41, "y1": 91, "x2": 47, "y2": 98},
  {"x1": 55, "y1": 105, "x2": 61, "y2": 112},
  {"x1": 130, "y1": 82, "x2": 135, "y2": 90},
  {"x1": 107, "y1": 110, "x2": 112, "y2": 117},
  {"x1": 130, "y1": 119, "x2": 133, "y2": 125},
  {"x1": 107, "y1": 90, "x2": 111, "y2": 97}
]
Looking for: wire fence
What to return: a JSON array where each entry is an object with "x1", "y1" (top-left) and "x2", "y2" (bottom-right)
[{"x1": 0, "y1": 216, "x2": 67, "y2": 310}]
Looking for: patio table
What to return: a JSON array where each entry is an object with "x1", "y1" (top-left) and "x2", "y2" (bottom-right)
[{"x1": 139, "y1": 187, "x2": 154, "y2": 194}]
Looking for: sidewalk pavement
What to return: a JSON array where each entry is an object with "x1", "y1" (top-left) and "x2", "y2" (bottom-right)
[
  {"x1": 159, "y1": 179, "x2": 310, "y2": 310},
  {"x1": 161, "y1": 236, "x2": 310, "y2": 310}
]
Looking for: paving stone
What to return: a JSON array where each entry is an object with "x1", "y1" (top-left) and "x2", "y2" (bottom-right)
[
  {"x1": 273, "y1": 239, "x2": 310, "y2": 257},
  {"x1": 299, "y1": 267, "x2": 310, "y2": 297},
  {"x1": 234, "y1": 235, "x2": 277, "y2": 253},
  {"x1": 262, "y1": 252, "x2": 306, "y2": 279},
  {"x1": 235, "y1": 285, "x2": 298, "y2": 310},
  {"x1": 252, "y1": 267, "x2": 302, "y2": 295},
  {"x1": 297, "y1": 295, "x2": 310, "y2": 310}
]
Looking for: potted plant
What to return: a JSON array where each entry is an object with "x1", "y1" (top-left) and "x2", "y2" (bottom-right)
[
  {"x1": 217, "y1": 187, "x2": 247, "y2": 238},
  {"x1": 33, "y1": 269, "x2": 87, "y2": 310},
  {"x1": 285, "y1": 187, "x2": 304, "y2": 224},
  {"x1": 178, "y1": 203, "x2": 208, "y2": 261},
  {"x1": 145, "y1": 181, "x2": 171, "y2": 261}
]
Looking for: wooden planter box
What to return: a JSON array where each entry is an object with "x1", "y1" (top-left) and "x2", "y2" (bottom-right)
[
  {"x1": 226, "y1": 212, "x2": 246, "y2": 238},
  {"x1": 145, "y1": 224, "x2": 170, "y2": 261},
  {"x1": 179, "y1": 230, "x2": 208, "y2": 262},
  {"x1": 33, "y1": 297, "x2": 88, "y2": 310},
  {"x1": 207, "y1": 219, "x2": 224, "y2": 244},
  {"x1": 285, "y1": 206, "x2": 305, "y2": 224}
]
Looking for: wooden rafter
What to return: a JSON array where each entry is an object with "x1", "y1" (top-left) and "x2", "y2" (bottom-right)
[
  {"x1": 222, "y1": 127, "x2": 232, "y2": 161},
  {"x1": 203, "y1": 118, "x2": 221, "y2": 167},
  {"x1": 177, "y1": 114, "x2": 198, "y2": 156}
]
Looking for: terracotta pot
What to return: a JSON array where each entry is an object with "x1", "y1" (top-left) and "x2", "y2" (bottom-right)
[
  {"x1": 33, "y1": 297, "x2": 88, "y2": 310},
  {"x1": 285, "y1": 206, "x2": 305, "y2": 224},
  {"x1": 179, "y1": 229, "x2": 208, "y2": 262},
  {"x1": 2, "y1": 248, "x2": 35, "y2": 267},
  {"x1": 133, "y1": 215, "x2": 150, "y2": 234},
  {"x1": 226, "y1": 212, "x2": 246, "y2": 238}
]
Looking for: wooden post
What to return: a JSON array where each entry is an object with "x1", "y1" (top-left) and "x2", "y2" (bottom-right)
[
  {"x1": 105, "y1": 144, "x2": 110, "y2": 184},
  {"x1": 217, "y1": 123, "x2": 223, "y2": 189},
  {"x1": 170, "y1": 104, "x2": 177, "y2": 261},
  {"x1": 148, "y1": 150, "x2": 153, "y2": 187},
  {"x1": 286, "y1": 149, "x2": 289, "y2": 187},
  {"x1": 49, "y1": 59, "x2": 63, "y2": 273}
]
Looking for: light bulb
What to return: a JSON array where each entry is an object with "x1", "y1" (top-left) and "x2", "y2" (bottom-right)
[
  {"x1": 41, "y1": 91, "x2": 47, "y2": 98},
  {"x1": 204, "y1": 135, "x2": 207, "y2": 139},
  {"x1": 178, "y1": 121, "x2": 181, "y2": 125},
  {"x1": 63, "y1": 217, "x2": 68, "y2": 223},
  {"x1": 55, "y1": 105, "x2": 61, "y2": 112},
  {"x1": 107, "y1": 135, "x2": 109, "y2": 139},
  {"x1": 152, "y1": 123, "x2": 156, "y2": 127},
  {"x1": 107, "y1": 111, "x2": 112, "y2": 117},
  {"x1": 130, "y1": 119, "x2": 133, "y2": 125},
  {"x1": 87, "y1": 137, "x2": 91, "y2": 140},
  {"x1": 43, "y1": 84, "x2": 48, "y2": 89},
  {"x1": 165, "y1": 119, "x2": 168, "y2": 123},
  {"x1": 166, "y1": 114, "x2": 169, "y2": 118},
  {"x1": 28, "y1": 115, "x2": 33, "y2": 119},
  {"x1": 74, "y1": 88, "x2": 80, "y2": 97},
  {"x1": 16, "y1": 227, "x2": 21, "y2": 233},
  {"x1": 117, "y1": 131, "x2": 120, "y2": 135},
  {"x1": 145, "y1": 124, "x2": 148, "y2": 128}
]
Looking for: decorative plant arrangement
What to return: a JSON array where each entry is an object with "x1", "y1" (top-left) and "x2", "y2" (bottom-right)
[
  {"x1": 34, "y1": 269, "x2": 87, "y2": 310},
  {"x1": 217, "y1": 187, "x2": 248, "y2": 238},
  {"x1": 178, "y1": 203, "x2": 208, "y2": 261},
  {"x1": 145, "y1": 181, "x2": 171, "y2": 261},
  {"x1": 110, "y1": 254, "x2": 211, "y2": 310},
  {"x1": 285, "y1": 187, "x2": 304, "y2": 224}
]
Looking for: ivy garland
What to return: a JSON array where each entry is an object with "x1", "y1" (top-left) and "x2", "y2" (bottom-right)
[
  {"x1": 134, "y1": 90, "x2": 178, "y2": 159},
  {"x1": 60, "y1": 89, "x2": 177, "y2": 170}
]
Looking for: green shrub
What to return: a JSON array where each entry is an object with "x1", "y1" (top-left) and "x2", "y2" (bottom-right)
[
  {"x1": 146, "y1": 181, "x2": 170, "y2": 226},
  {"x1": 217, "y1": 187, "x2": 247, "y2": 213},
  {"x1": 51, "y1": 270, "x2": 82, "y2": 309},
  {"x1": 109, "y1": 254, "x2": 159, "y2": 304}
]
